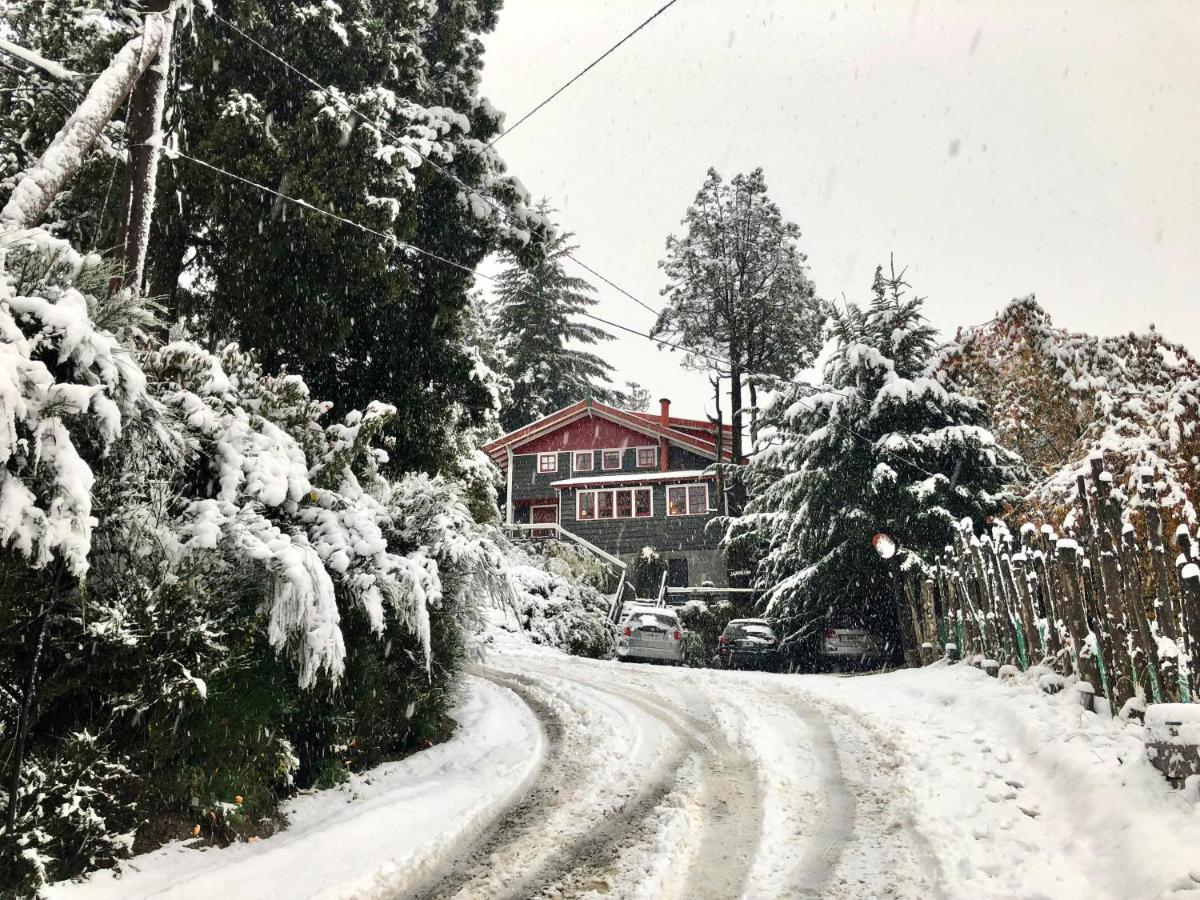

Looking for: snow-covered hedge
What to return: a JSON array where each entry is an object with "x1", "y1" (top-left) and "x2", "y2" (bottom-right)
[
  {"x1": 505, "y1": 552, "x2": 614, "y2": 659},
  {"x1": 0, "y1": 228, "x2": 509, "y2": 891}
]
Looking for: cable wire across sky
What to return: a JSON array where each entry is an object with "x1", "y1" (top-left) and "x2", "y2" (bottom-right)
[{"x1": 161, "y1": 144, "x2": 939, "y2": 480}]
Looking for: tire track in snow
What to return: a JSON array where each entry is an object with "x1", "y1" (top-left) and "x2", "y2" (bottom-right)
[
  {"x1": 784, "y1": 686, "x2": 947, "y2": 899},
  {"x1": 536, "y1": 667, "x2": 763, "y2": 900},
  {"x1": 774, "y1": 692, "x2": 856, "y2": 896},
  {"x1": 414, "y1": 667, "x2": 691, "y2": 900}
]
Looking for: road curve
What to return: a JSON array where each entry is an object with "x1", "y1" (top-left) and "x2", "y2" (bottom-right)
[{"x1": 407, "y1": 651, "x2": 939, "y2": 900}]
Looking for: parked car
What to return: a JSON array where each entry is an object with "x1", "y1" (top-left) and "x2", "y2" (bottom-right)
[
  {"x1": 616, "y1": 605, "x2": 685, "y2": 664},
  {"x1": 716, "y1": 618, "x2": 781, "y2": 671},
  {"x1": 812, "y1": 625, "x2": 886, "y2": 672}
]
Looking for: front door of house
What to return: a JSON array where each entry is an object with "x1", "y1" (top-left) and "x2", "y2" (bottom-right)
[
  {"x1": 667, "y1": 558, "x2": 689, "y2": 588},
  {"x1": 532, "y1": 504, "x2": 557, "y2": 538}
]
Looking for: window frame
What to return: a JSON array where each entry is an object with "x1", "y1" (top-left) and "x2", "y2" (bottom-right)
[
  {"x1": 635, "y1": 446, "x2": 659, "y2": 468},
  {"x1": 537, "y1": 452, "x2": 558, "y2": 474},
  {"x1": 572, "y1": 450, "x2": 594, "y2": 473},
  {"x1": 666, "y1": 482, "x2": 710, "y2": 516},
  {"x1": 601, "y1": 448, "x2": 622, "y2": 471},
  {"x1": 576, "y1": 486, "x2": 653, "y2": 520}
]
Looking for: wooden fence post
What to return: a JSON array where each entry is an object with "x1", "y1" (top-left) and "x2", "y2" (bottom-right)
[
  {"x1": 1144, "y1": 477, "x2": 1183, "y2": 702},
  {"x1": 1054, "y1": 540, "x2": 1103, "y2": 707}
]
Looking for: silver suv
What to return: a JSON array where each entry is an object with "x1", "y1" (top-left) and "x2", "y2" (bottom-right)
[{"x1": 615, "y1": 605, "x2": 685, "y2": 664}]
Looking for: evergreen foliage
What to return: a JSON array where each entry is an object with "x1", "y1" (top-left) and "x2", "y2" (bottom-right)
[
  {"x1": 728, "y1": 263, "x2": 1020, "y2": 649},
  {"x1": 0, "y1": 229, "x2": 505, "y2": 892},
  {"x1": 1, "y1": 0, "x2": 535, "y2": 476},
  {"x1": 491, "y1": 201, "x2": 622, "y2": 431},
  {"x1": 937, "y1": 296, "x2": 1200, "y2": 524},
  {"x1": 654, "y1": 167, "x2": 828, "y2": 457}
]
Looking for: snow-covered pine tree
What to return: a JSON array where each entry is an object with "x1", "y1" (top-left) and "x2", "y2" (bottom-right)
[
  {"x1": 492, "y1": 201, "x2": 618, "y2": 431},
  {"x1": 729, "y1": 262, "x2": 1020, "y2": 650}
]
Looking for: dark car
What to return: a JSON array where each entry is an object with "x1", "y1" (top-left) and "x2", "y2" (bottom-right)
[
  {"x1": 811, "y1": 625, "x2": 887, "y2": 672},
  {"x1": 716, "y1": 619, "x2": 781, "y2": 671}
]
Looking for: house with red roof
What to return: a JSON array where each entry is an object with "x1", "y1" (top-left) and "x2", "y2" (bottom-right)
[{"x1": 482, "y1": 397, "x2": 741, "y2": 590}]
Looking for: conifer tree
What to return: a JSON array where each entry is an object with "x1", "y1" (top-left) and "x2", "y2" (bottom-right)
[
  {"x1": 654, "y1": 167, "x2": 827, "y2": 459},
  {"x1": 492, "y1": 202, "x2": 619, "y2": 431},
  {"x1": 729, "y1": 261, "x2": 1020, "y2": 648}
]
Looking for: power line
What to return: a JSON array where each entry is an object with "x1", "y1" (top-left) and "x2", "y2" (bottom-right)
[
  {"x1": 160, "y1": 146, "x2": 938, "y2": 479},
  {"x1": 470, "y1": 0, "x2": 683, "y2": 158}
]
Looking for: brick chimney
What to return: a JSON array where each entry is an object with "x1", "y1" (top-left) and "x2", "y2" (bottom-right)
[{"x1": 658, "y1": 398, "x2": 671, "y2": 471}]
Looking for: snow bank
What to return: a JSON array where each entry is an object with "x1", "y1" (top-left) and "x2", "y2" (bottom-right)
[
  {"x1": 797, "y1": 665, "x2": 1200, "y2": 898},
  {"x1": 50, "y1": 675, "x2": 543, "y2": 900}
]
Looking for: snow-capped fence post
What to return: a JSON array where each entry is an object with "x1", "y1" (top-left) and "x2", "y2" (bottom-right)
[
  {"x1": 1010, "y1": 549, "x2": 1044, "y2": 661},
  {"x1": 0, "y1": 6, "x2": 175, "y2": 230},
  {"x1": 1120, "y1": 519, "x2": 1164, "y2": 703},
  {"x1": 955, "y1": 530, "x2": 990, "y2": 662},
  {"x1": 970, "y1": 535, "x2": 1014, "y2": 665},
  {"x1": 1054, "y1": 541, "x2": 1102, "y2": 709},
  {"x1": 1174, "y1": 531, "x2": 1200, "y2": 699},
  {"x1": 1078, "y1": 464, "x2": 1133, "y2": 712},
  {"x1": 1144, "y1": 477, "x2": 1183, "y2": 703},
  {"x1": 1032, "y1": 527, "x2": 1067, "y2": 668}
]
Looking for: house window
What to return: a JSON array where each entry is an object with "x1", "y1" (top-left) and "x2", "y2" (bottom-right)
[
  {"x1": 576, "y1": 487, "x2": 653, "y2": 520},
  {"x1": 537, "y1": 453, "x2": 558, "y2": 474},
  {"x1": 597, "y1": 491, "x2": 614, "y2": 519},
  {"x1": 634, "y1": 489, "x2": 652, "y2": 517},
  {"x1": 573, "y1": 451, "x2": 593, "y2": 472},
  {"x1": 636, "y1": 446, "x2": 658, "y2": 468},
  {"x1": 601, "y1": 449, "x2": 622, "y2": 470},
  {"x1": 667, "y1": 483, "x2": 709, "y2": 516}
]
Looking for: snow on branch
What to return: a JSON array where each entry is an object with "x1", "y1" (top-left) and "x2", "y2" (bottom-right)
[
  {"x1": 0, "y1": 37, "x2": 80, "y2": 82},
  {"x1": 0, "y1": 9, "x2": 173, "y2": 230}
]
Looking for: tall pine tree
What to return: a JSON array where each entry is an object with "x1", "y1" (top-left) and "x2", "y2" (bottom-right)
[
  {"x1": 729, "y1": 261, "x2": 1020, "y2": 649},
  {"x1": 492, "y1": 201, "x2": 620, "y2": 431}
]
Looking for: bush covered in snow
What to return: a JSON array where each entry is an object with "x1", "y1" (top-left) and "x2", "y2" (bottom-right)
[
  {"x1": 938, "y1": 297, "x2": 1200, "y2": 524},
  {"x1": 0, "y1": 229, "x2": 508, "y2": 892},
  {"x1": 505, "y1": 551, "x2": 615, "y2": 659}
]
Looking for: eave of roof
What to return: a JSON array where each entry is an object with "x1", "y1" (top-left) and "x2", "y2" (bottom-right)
[
  {"x1": 482, "y1": 400, "x2": 735, "y2": 463},
  {"x1": 550, "y1": 469, "x2": 714, "y2": 489}
]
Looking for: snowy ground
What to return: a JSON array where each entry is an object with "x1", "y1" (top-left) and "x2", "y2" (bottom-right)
[{"x1": 53, "y1": 632, "x2": 1200, "y2": 900}]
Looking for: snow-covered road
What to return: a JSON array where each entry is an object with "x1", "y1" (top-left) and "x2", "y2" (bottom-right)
[{"x1": 54, "y1": 639, "x2": 1200, "y2": 900}]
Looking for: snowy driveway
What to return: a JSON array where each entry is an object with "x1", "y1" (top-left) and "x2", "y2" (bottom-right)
[{"x1": 54, "y1": 642, "x2": 1200, "y2": 900}]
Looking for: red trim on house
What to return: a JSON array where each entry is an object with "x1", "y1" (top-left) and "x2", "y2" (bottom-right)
[{"x1": 482, "y1": 400, "x2": 739, "y2": 469}]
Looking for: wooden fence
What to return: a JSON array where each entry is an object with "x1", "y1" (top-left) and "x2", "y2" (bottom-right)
[{"x1": 897, "y1": 453, "x2": 1200, "y2": 716}]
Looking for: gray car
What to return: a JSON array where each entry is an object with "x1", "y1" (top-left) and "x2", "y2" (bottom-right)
[
  {"x1": 815, "y1": 626, "x2": 886, "y2": 671},
  {"x1": 616, "y1": 605, "x2": 685, "y2": 664}
]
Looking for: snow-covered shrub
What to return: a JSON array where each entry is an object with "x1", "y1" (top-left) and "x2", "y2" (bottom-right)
[
  {"x1": 506, "y1": 555, "x2": 614, "y2": 658},
  {"x1": 0, "y1": 732, "x2": 137, "y2": 893},
  {"x1": 0, "y1": 229, "x2": 150, "y2": 575},
  {"x1": 676, "y1": 599, "x2": 745, "y2": 668},
  {"x1": 938, "y1": 297, "x2": 1200, "y2": 523},
  {"x1": 0, "y1": 230, "x2": 513, "y2": 893},
  {"x1": 522, "y1": 539, "x2": 610, "y2": 591}
]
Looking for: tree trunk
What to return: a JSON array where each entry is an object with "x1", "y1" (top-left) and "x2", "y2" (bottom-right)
[
  {"x1": 748, "y1": 380, "x2": 759, "y2": 453},
  {"x1": 0, "y1": 9, "x2": 173, "y2": 229},
  {"x1": 114, "y1": 1, "x2": 176, "y2": 295},
  {"x1": 729, "y1": 361, "x2": 744, "y2": 463}
]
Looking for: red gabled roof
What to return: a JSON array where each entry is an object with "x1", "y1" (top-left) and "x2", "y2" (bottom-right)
[{"x1": 481, "y1": 399, "x2": 738, "y2": 465}]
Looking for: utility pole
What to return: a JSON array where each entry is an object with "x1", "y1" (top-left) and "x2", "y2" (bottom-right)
[
  {"x1": 0, "y1": 6, "x2": 175, "y2": 230},
  {"x1": 114, "y1": 0, "x2": 177, "y2": 295}
]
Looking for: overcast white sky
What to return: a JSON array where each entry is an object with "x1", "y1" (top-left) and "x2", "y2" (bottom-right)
[{"x1": 479, "y1": 0, "x2": 1200, "y2": 420}]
